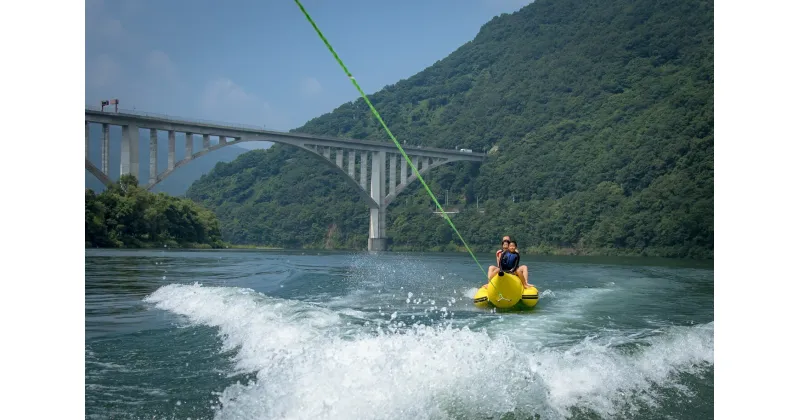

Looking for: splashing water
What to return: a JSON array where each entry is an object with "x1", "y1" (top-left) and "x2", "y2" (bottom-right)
[
  {"x1": 144, "y1": 281, "x2": 713, "y2": 420},
  {"x1": 86, "y1": 249, "x2": 713, "y2": 420}
]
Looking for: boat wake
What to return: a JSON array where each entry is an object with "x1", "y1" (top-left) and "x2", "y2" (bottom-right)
[{"x1": 144, "y1": 283, "x2": 714, "y2": 420}]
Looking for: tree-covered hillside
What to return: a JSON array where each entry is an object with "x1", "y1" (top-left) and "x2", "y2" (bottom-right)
[
  {"x1": 188, "y1": 148, "x2": 369, "y2": 249},
  {"x1": 187, "y1": 0, "x2": 713, "y2": 258}
]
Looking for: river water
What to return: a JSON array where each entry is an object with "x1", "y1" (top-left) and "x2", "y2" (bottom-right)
[{"x1": 85, "y1": 249, "x2": 714, "y2": 419}]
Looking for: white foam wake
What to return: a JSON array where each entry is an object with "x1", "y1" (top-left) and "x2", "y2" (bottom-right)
[{"x1": 144, "y1": 283, "x2": 713, "y2": 420}]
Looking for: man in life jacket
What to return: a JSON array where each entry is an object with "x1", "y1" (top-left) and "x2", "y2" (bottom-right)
[{"x1": 484, "y1": 236, "x2": 531, "y2": 288}]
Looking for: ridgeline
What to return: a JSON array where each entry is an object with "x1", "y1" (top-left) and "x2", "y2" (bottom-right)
[
  {"x1": 86, "y1": 175, "x2": 225, "y2": 249},
  {"x1": 186, "y1": 0, "x2": 714, "y2": 259}
]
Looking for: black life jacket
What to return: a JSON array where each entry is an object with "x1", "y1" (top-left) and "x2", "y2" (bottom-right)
[{"x1": 500, "y1": 250, "x2": 520, "y2": 271}]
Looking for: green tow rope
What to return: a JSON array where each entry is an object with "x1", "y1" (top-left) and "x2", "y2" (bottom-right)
[{"x1": 294, "y1": 0, "x2": 485, "y2": 276}]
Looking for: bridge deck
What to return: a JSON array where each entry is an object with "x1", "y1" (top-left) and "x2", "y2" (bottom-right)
[{"x1": 85, "y1": 107, "x2": 486, "y2": 160}]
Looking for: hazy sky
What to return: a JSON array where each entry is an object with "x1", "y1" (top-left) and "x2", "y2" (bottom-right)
[{"x1": 86, "y1": 0, "x2": 533, "y2": 134}]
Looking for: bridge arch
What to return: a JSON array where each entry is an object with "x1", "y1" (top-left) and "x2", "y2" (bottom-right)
[
  {"x1": 85, "y1": 160, "x2": 112, "y2": 188},
  {"x1": 149, "y1": 139, "x2": 379, "y2": 209},
  {"x1": 84, "y1": 108, "x2": 485, "y2": 250}
]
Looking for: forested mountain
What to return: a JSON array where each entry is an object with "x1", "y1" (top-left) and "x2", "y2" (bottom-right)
[{"x1": 187, "y1": 0, "x2": 714, "y2": 258}]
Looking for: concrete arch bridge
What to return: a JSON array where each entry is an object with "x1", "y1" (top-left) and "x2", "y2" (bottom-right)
[{"x1": 85, "y1": 107, "x2": 485, "y2": 250}]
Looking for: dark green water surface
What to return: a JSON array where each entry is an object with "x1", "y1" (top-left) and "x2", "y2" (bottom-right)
[{"x1": 85, "y1": 249, "x2": 713, "y2": 419}]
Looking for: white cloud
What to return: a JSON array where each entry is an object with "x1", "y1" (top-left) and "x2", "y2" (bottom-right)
[
  {"x1": 146, "y1": 50, "x2": 177, "y2": 81},
  {"x1": 86, "y1": 54, "x2": 121, "y2": 89},
  {"x1": 83, "y1": 2, "x2": 292, "y2": 129},
  {"x1": 201, "y1": 78, "x2": 262, "y2": 111},
  {"x1": 301, "y1": 77, "x2": 323, "y2": 96},
  {"x1": 199, "y1": 78, "x2": 289, "y2": 129}
]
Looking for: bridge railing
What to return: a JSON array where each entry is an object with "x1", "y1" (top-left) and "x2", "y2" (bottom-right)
[{"x1": 85, "y1": 105, "x2": 276, "y2": 131}]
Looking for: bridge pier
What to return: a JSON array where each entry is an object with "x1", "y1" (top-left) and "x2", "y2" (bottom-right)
[
  {"x1": 120, "y1": 124, "x2": 139, "y2": 178},
  {"x1": 348, "y1": 150, "x2": 355, "y2": 178},
  {"x1": 149, "y1": 129, "x2": 158, "y2": 185},
  {"x1": 168, "y1": 130, "x2": 175, "y2": 171},
  {"x1": 102, "y1": 124, "x2": 110, "y2": 174},
  {"x1": 360, "y1": 151, "x2": 368, "y2": 189},
  {"x1": 368, "y1": 235, "x2": 387, "y2": 252},
  {"x1": 368, "y1": 150, "x2": 388, "y2": 251},
  {"x1": 185, "y1": 132, "x2": 193, "y2": 159}
]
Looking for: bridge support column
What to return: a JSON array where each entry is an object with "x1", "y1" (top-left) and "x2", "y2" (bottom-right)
[
  {"x1": 149, "y1": 129, "x2": 158, "y2": 185},
  {"x1": 203, "y1": 134, "x2": 210, "y2": 150},
  {"x1": 369, "y1": 150, "x2": 387, "y2": 251},
  {"x1": 185, "y1": 132, "x2": 193, "y2": 159},
  {"x1": 348, "y1": 150, "x2": 355, "y2": 178},
  {"x1": 389, "y1": 153, "x2": 396, "y2": 195},
  {"x1": 401, "y1": 156, "x2": 407, "y2": 185},
  {"x1": 168, "y1": 130, "x2": 175, "y2": 171},
  {"x1": 102, "y1": 124, "x2": 109, "y2": 174},
  {"x1": 360, "y1": 151, "x2": 368, "y2": 189},
  {"x1": 85, "y1": 121, "x2": 89, "y2": 158},
  {"x1": 121, "y1": 124, "x2": 139, "y2": 180}
]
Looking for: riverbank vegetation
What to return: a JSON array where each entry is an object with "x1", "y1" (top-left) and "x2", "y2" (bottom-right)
[{"x1": 86, "y1": 175, "x2": 226, "y2": 249}]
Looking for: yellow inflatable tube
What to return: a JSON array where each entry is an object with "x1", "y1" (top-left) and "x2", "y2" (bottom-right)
[{"x1": 473, "y1": 272, "x2": 539, "y2": 310}]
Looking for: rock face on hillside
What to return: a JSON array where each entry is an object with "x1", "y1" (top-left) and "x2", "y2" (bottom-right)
[{"x1": 188, "y1": 0, "x2": 714, "y2": 258}]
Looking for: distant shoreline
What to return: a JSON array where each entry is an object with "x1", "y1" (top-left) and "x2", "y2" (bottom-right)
[
  {"x1": 84, "y1": 242, "x2": 711, "y2": 261},
  {"x1": 84, "y1": 243, "x2": 282, "y2": 251},
  {"x1": 85, "y1": 242, "x2": 225, "y2": 250},
  {"x1": 387, "y1": 244, "x2": 713, "y2": 261},
  {"x1": 228, "y1": 244, "x2": 284, "y2": 250}
]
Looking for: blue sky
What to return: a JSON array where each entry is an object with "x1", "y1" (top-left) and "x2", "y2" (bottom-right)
[{"x1": 86, "y1": 0, "x2": 533, "y2": 145}]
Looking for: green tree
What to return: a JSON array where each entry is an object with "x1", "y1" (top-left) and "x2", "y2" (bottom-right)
[{"x1": 85, "y1": 176, "x2": 226, "y2": 249}]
